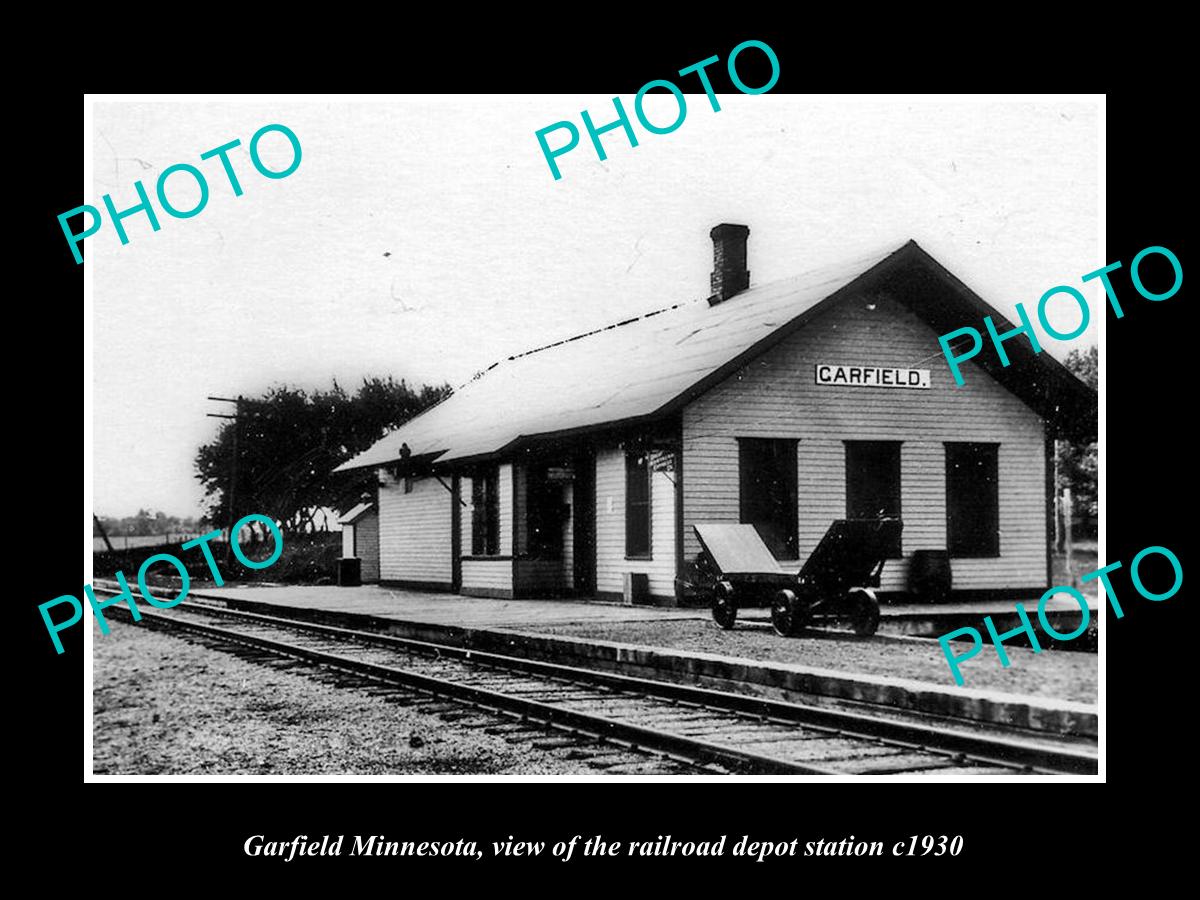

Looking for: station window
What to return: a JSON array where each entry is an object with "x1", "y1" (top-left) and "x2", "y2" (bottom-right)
[
  {"x1": 738, "y1": 438, "x2": 799, "y2": 560},
  {"x1": 844, "y1": 441, "x2": 903, "y2": 558},
  {"x1": 471, "y1": 467, "x2": 500, "y2": 556},
  {"x1": 945, "y1": 443, "x2": 1000, "y2": 558},
  {"x1": 625, "y1": 450, "x2": 652, "y2": 558}
]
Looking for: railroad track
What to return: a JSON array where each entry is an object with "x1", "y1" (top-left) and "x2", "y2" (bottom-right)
[{"x1": 93, "y1": 589, "x2": 1098, "y2": 776}]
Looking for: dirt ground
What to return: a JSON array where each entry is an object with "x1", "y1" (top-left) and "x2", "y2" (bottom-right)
[
  {"x1": 92, "y1": 620, "x2": 607, "y2": 775},
  {"x1": 526, "y1": 621, "x2": 1098, "y2": 704}
]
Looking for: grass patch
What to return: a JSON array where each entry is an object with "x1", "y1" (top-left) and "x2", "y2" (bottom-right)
[{"x1": 93, "y1": 532, "x2": 342, "y2": 586}]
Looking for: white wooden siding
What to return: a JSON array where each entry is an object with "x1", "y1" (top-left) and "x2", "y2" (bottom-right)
[
  {"x1": 595, "y1": 446, "x2": 677, "y2": 599},
  {"x1": 499, "y1": 464, "x2": 514, "y2": 554},
  {"x1": 461, "y1": 559, "x2": 512, "y2": 593},
  {"x1": 377, "y1": 476, "x2": 452, "y2": 585},
  {"x1": 682, "y1": 294, "x2": 1047, "y2": 591}
]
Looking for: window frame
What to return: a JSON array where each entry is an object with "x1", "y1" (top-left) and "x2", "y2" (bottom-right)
[
  {"x1": 624, "y1": 449, "x2": 653, "y2": 559},
  {"x1": 944, "y1": 442, "x2": 1001, "y2": 559},
  {"x1": 737, "y1": 437, "x2": 799, "y2": 561},
  {"x1": 470, "y1": 467, "x2": 501, "y2": 557},
  {"x1": 843, "y1": 440, "x2": 904, "y2": 559}
]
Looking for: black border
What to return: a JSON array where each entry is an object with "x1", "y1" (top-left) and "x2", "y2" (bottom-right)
[{"x1": 23, "y1": 23, "x2": 1191, "y2": 885}]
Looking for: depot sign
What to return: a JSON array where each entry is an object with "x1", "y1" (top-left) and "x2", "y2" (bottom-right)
[{"x1": 815, "y1": 365, "x2": 931, "y2": 389}]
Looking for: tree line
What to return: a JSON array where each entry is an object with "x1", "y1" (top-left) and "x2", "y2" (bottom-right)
[
  {"x1": 194, "y1": 376, "x2": 450, "y2": 537},
  {"x1": 1057, "y1": 345, "x2": 1097, "y2": 537},
  {"x1": 94, "y1": 510, "x2": 203, "y2": 538}
]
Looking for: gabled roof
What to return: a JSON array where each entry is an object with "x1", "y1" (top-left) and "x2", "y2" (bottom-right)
[
  {"x1": 337, "y1": 240, "x2": 1095, "y2": 472},
  {"x1": 337, "y1": 502, "x2": 374, "y2": 524}
]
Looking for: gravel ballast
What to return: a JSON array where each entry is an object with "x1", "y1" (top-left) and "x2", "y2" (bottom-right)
[
  {"x1": 525, "y1": 620, "x2": 1098, "y2": 704},
  {"x1": 92, "y1": 620, "x2": 617, "y2": 775}
]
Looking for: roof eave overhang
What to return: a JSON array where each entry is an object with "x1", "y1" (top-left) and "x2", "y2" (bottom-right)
[
  {"x1": 334, "y1": 448, "x2": 449, "y2": 475},
  {"x1": 437, "y1": 413, "x2": 682, "y2": 467}
]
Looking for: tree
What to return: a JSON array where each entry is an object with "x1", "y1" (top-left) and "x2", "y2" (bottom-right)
[
  {"x1": 1064, "y1": 344, "x2": 1097, "y2": 392},
  {"x1": 1056, "y1": 345, "x2": 1098, "y2": 538},
  {"x1": 194, "y1": 376, "x2": 449, "y2": 536}
]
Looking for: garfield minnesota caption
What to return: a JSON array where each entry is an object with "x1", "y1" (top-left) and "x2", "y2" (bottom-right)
[{"x1": 244, "y1": 833, "x2": 963, "y2": 862}]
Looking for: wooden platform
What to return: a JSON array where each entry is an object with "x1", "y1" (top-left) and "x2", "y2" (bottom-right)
[
  {"x1": 193, "y1": 584, "x2": 707, "y2": 629},
  {"x1": 189, "y1": 583, "x2": 1096, "y2": 636}
]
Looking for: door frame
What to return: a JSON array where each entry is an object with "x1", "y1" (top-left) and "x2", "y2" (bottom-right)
[{"x1": 572, "y1": 451, "x2": 597, "y2": 596}]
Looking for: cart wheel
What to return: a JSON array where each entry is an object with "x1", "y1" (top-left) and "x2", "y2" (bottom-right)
[
  {"x1": 712, "y1": 581, "x2": 738, "y2": 630},
  {"x1": 771, "y1": 589, "x2": 803, "y2": 637},
  {"x1": 847, "y1": 587, "x2": 880, "y2": 637}
]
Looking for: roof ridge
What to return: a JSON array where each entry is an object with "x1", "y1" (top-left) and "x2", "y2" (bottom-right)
[
  {"x1": 455, "y1": 297, "x2": 701, "y2": 391},
  {"x1": 450, "y1": 248, "x2": 910, "y2": 393}
]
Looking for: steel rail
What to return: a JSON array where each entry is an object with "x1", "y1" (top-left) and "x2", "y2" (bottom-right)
[
  {"x1": 94, "y1": 588, "x2": 1097, "y2": 775},
  {"x1": 106, "y1": 604, "x2": 837, "y2": 775}
]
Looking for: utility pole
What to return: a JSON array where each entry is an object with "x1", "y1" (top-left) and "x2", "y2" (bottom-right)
[
  {"x1": 1063, "y1": 487, "x2": 1074, "y2": 587},
  {"x1": 1051, "y1": 439, "x2": 1063, "y2": 554},
  {"x1": 93, "y1": 514, "x2": 115, "y2": 553},
  {"x1": 207, "y1": 395, "x2": 244, "y2": 567}
]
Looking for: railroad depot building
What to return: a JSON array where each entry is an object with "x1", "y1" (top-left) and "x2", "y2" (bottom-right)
[{"x1": 336, "y1": 226, "x2": 1094, "y2": 605}]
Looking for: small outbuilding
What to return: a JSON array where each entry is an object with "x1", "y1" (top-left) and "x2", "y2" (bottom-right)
[{"x1": 337, "y1": 501, "x2": 379, "y2": 584}]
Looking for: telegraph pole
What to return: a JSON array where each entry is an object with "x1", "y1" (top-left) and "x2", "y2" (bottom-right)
[
  {"x1": 207, "y1": 395, "x2": 244, "y2": 566},
  {"x1": 93, "y1": 514, "x2": 115, "y2": 553}
]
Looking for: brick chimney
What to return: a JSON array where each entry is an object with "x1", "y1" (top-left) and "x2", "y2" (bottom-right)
[{"x1": 708, "y1": 223, "x2": 750, "y2": 305}]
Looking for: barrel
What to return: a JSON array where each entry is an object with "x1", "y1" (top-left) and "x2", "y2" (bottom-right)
[
  {"x1": 337, "y1": 556, "x2": 362, "y2": 587},
  {"x1": 908, "y1": 550, "x2": 952, "y2": 603}
]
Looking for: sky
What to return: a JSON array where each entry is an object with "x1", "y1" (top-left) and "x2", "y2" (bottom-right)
[{"x1": 90, "y1": 96, "x2": 1100, "y2": 519}]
